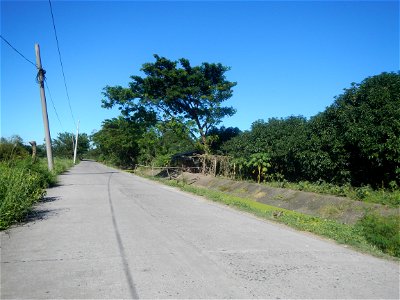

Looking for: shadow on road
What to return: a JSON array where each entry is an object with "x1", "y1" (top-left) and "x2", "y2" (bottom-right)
[
  {"x1": 21, "y1": 197, "x2": 64, "y2": 225},
  {"x1": 40, "y1": 196, "x2": 59, "y2": 203},
  {"x1": 62, "y1": 171, "x2": 118, "y2": 176}
]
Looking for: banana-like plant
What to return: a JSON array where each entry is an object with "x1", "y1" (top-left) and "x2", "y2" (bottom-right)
[{"x1": 247, "y1": 153, "x2": 271, "y2": 184}]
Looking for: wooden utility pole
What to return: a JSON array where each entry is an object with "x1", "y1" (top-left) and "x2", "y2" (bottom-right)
[
  {"x1": 73, "y1": 120, "x2": 79, "y2": 164},
  {"x1": 35, "y1": 44, "x2": 54, "y2": 171}
]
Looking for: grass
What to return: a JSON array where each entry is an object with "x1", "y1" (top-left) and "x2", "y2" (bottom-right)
[
  {"x1": 0, "y1": 158, "x2": 74, "y2": 230},
  {"x1": 144, "y1": 176, "x2": 399, "y2": 259},
  {"x1": 264, "y1": 180, "x2": 400, "y2": 207}
]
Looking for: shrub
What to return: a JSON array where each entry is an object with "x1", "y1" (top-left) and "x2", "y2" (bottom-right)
[
  {"x1": 356, "y1": 213, "x2": 400, "y2": 257},
  {"x1": 0, "y1": 163, "x2": 44, "y2": 229},
  {"x1": 0, "y1": 158, "x2": 74, "y2": 229}
]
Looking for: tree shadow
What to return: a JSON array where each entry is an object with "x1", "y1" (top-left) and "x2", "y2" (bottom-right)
[
  {"x1": 24, "y1": 209, "x2": 55, "y2": 223},
  {"x1": 21, "y1": 196, "x2": 63, "y2": 224},
  {"x1": 40, "y1": 196, "x2": 59, "y2": 203}
]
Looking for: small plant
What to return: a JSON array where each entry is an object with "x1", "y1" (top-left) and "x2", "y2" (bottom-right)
[
  {"x1": 231, "y1": 157, "x2": 247, "y2": 180},
  {"x1": 247, "y1": 153, "x2": 271, "y2": 184}
]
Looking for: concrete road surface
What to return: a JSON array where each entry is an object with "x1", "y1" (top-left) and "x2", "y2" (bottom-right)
[{"x1": 1, "y1": 161, "x2": 399, "y2": 299}]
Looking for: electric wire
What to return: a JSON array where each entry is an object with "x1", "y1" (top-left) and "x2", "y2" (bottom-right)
[
  {"x1": 1, "y1": 34, "x2": 66, "y2": 137},
  {"x1": 48, "y1": 0, "x2": 77, "y2": 128},
  {"x1": 0, "y1": 35, "x2": 37, "y2": 68},
  {"x1": 45, "y1": 78, "x2": 64, "y2": 132}
]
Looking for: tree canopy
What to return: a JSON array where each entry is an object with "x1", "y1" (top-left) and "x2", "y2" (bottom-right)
[
  {"x1": 102, "y1": 55, "x2": 236, "y2": 152},
  {"x1": 222, "y1": 72, "x2": 400, "y2": 187}
]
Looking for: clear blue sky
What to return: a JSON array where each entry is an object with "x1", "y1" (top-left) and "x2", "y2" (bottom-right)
[{"x1": 1, "y1": 0, "x2": 398, "y2": 144}]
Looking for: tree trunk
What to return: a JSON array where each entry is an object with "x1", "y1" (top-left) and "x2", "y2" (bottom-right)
[{"x1": 29, "y1": 141, "x2": 37, "y2": 163}]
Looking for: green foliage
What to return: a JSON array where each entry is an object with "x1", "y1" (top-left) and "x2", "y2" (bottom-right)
[
  {"x1": 138, "y1": 120, "x2": 195, "y2": 166},
  {"x1": 91, "y1": 117, "x2": 142, "y2": 168},
  {"x1": 0, "y1": 136, "x2": 30, "y2": 161},
  {"x1": 223, "y1": 116, "x2": 310, "y2": 181},
  {"x1": 92, "y1": 114, "x2": 195, "y2": 168},
  {"x1": 152, "y1": 154, "x2": 171, "y2": 167},
  {"x1": 356, "y1": 213, "x2": 400, "y2": 257},
  {"x1": 321, "y1": 72, "x2": 400, "y2": 187},
  {"x1": 102, "y1": 54, "x2": 236, "y2": 152},
  {"x1": 222, "y1": 72, "x2": 400, "y2": 189},
  {"x1": 0, "y1": 158, "x2": 73, "y2": 230},
  {"x1": 207, "y1": 126, "x2": 241, "y2": 154},
  {"x1": 0, "y1": 162, "x2": 44, "y2": 229},
  {"x1": 148, "y1": 176, "x2": 397, "y2": 258},
  {"x1": 265, "y1": 180, "x2": 400, "y2": 207},
  {"x1": 247, "y1": 153, "x2": 271, "y2": 184},
  {"x1": 53, "y1": 132, "x2": 90, "y2": 159}
]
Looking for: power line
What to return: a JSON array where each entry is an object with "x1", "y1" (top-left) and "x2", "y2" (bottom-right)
[
  {"x1": 48, "y1": 0, "x2": 77, "y2": 128},
  {"x1": 0, "y1": 35, "x2": 37, "y2": 68},
  {"x1": 44, "y1": 78, "x2": 64, "y2": 132}
]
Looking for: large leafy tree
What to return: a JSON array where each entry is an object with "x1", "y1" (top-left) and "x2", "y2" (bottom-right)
[
  {"x1": 102, "y1": 55, "x2": 237, "y2": 152},
  {"x1": 325, "y1": 72, "x2": 400, "y2": 186}
]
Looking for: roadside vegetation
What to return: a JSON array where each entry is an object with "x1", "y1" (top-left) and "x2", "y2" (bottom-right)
[
  {"x1": 150, "y1": 177, "x2": 400, "y2": 258},
  {"x1": 0, "y1": 136, "x2": 74, "y2": 230},
  {"x1": 91, "y1": 62, "x2": 397, "y2": 259},
  {"x1": 262, "y1": 180, "x2": 400, "y2": 207}
]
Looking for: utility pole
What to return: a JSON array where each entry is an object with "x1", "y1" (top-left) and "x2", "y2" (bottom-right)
[
  {"x1": 73, "y1": 120, "x2": 79, "y2": 164},
  {"x1": 35, "y1": 43, "x2": 54, "y2": 171},
  {"x1": 71, "y1": 135, "x2": 75, "y2": 158}
]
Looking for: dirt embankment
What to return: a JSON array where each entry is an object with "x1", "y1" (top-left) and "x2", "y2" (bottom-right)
[{"x1": 168, "y1": 172, "x2": 397, "y2": 225}]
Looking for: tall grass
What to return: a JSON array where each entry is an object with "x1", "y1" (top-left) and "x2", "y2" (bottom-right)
[{"x1": 0, "y1": 158, "x2": 74, "y2": 230}]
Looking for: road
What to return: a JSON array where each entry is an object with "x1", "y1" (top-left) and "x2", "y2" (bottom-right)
[{"x1": 1, "y1": 161, "x2": 399, "y2": 299}]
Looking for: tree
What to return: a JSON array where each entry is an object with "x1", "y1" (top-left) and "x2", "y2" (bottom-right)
[
  {"x1": 324, "y1": 72, "x2": 400, "y2": 187},
  {"x1": 207, "y1": 126, "x2": 241, "y2": 154},
  {"x1": 222, "y1": 116, "x2": 309, "y2": 181},
  {"x1": 222, "y1": 72, "x2": 400, "y2": 187},
  {"x1": 138, "y1": 119, "x2": 195, "y2": 165},
  {"x1": 102, "y1": 55, "x2": 237, "y2": 153},
  {"x1": 53, "y1": 132, "x2": 90, "y2": 159},
  {"x1": 91, "y1": 117, "x2": 142, "y2": 168}
]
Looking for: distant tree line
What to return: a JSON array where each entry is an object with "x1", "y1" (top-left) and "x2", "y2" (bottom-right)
[{"x1": 222, "y1": 72, "x2": 399, "y2": 188}]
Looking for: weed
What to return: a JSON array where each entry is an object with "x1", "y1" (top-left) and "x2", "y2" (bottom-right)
[
  {"x1": 264, "y1": 180, "x2": 399, "y2": 207},
  {"x1": 218, "y1": 186, "x2": 229, "y2": 192},
  {"x1": 0, "y1": 158, "x2": 74, "y2": 230},
  {"x1": 356, "y1": 213, "x2": 400, "y2": 257}
]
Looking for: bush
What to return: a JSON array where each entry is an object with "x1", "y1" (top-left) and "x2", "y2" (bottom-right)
[
  {"x1": 0, "y1": 136, "x2": 29, "y2": 161},
  {"x1": 356, "y1": 213, "x2": 400, "y2": 257},
  {"x1": 0, "y1": 163, "x2": 44, "y2": 229},
  {"x1": 0, "y1": 158, "x2": 74, "y2": 230}
]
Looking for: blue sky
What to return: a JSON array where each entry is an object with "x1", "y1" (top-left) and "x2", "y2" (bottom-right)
[{"x1": 1, "y1": 0, "x2": 398, "y2": 144}]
